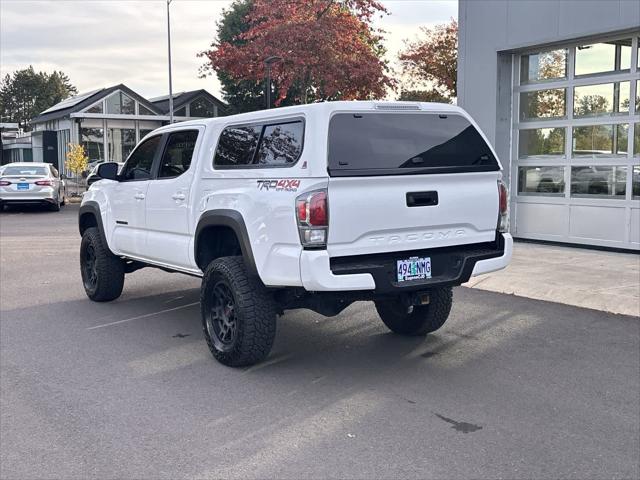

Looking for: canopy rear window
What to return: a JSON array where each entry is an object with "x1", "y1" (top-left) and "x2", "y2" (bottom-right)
[{"x1": 328, "y1": 112, "x2": 499, "y2": 176}]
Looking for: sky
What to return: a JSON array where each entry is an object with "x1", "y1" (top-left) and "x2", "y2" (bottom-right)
[{"x1": 0, "y1": 0, "x2": 457, "y2": 100}]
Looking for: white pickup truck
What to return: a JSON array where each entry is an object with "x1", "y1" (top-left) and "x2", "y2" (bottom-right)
[{"x1": 79, "y1": 101, "x2": 512, "y2": 367}]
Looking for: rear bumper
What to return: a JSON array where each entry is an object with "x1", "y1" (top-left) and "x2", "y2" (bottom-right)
[
  {"x1": 1, "y1": 190, "x2": 56, "y2": 203},
  {"x1": 300, "y1": 233, "x2": 512, "y2": 292}
]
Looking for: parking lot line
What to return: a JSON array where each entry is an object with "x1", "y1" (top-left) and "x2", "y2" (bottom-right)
[{"x1": 86, "y1": 302, "x2": 199, "y2": 330}]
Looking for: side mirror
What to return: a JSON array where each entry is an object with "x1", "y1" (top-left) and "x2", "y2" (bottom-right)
[
  {"x1": 61, "y1": 173, "x2": 67, "y2": 180},
  {"x1": 96, "y1": 162, "x2": 119, "y2": 181}
]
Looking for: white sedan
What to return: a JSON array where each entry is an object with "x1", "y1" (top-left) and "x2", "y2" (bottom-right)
[{"x1": 0, "y1": 162, "x2": 66, "y2": 211}]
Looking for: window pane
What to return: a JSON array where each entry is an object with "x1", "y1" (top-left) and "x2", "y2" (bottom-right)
[
  {"x1": 158, "y1": 130, "x2": 199, "y2": 178},
  {"x1": 255, "y1": 121, "x2": 303, "y2": 166},
  {"x1": 571, "y1": 166, "x2": 626, "y2": 198},
  {"x1": 214, "y1": 125, "x2": 261, "y2": 166},
  {"x1": 574, "y1": 81, "x2": 630, "y2": 117},
  {"x1": 86, "y1": 103, "x2": 103, "y2": 114},
  {"x1": 140, "y1": 129, "x2": 155, "y2": 140},
  {"x1": 633, "y1": 165, "x2": 639, "y2": 199},
  {"x1": 174, "y1": 106, "x2": 187, "y2": 117},
  {"x1": 108, "y1": 128, "x2": 136, "y2": 163},
  {"x1": 616, "y1": 124, "x2": 629, "y2": 156},
  {"x1": 636, "y1": 80, "x2": 639, "y2": 112},
  {"x1": 518, "y1": 166, "x2": 565, "y2": 196},
  {"x1": 190, "y1": 97, "x2": 215, "y2": 117},
  {"x1": 121, "y1": 93, "x2": 135, "y2": 114},
  {"x1": 575, "y1": 39, "x2": 632, "y2": 76},
  {"x1": 105, "y1": 91, "x2": 136, "y2": 115},
  {"x1": 138, "y1": 104, "x2": 154, "y2": 116},
  {"x1": 635, "y1": 122, "x2": 640, "y2": 156},
  {"x1": 572, "y1": 124, "x2": 628, "y2": 158},
  {"x1": 520, "y1": 49, "x2": 567, "y2": 84},
  {"x1": 520, "y1": 89, "x2": 566, "y2": 120},
  {"x1": 81, "y1": 127, "x2": 104, "y2": 163},
  {"x1": 119, "y1": 135, "x2": 161, "y2": 181},
  {"x1": 518, "y1": 128, "x2": 565, "y2": 158}
]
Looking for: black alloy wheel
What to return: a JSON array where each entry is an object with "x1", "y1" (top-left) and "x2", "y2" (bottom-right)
[{"x1": 205, "y1": 281, "x2": 238, "y2": 352}]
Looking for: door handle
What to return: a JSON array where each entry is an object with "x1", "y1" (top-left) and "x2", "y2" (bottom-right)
[
  {"x1": 171, "y1": 193, "x2": 186, "y2": 201},
  {"x1": 134, "y1": 193, "x2": 145, "y2": 200},
  {"x1": 406, "y1": 191, "x2": 438, "y2": 207}
]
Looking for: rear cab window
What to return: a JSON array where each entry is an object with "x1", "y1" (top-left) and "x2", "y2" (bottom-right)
[
  {"x1": 213, "y1": 119, "x2": 304, "y2": 168},
  {"x1": 327, "y1": 112, "x2": 499, "y2": 176}
]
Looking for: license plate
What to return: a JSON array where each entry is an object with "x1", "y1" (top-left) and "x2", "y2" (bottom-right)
[
  {"x1": 397, "y1": 256, "x2": 431, "y2": 282},
  {"x1": 17, "y1": 183, "x2": 29, "y2": 190}
]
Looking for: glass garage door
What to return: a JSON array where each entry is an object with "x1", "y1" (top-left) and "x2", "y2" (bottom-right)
[{"x1": 512, "y1": 34, "x2": 640, "y2": 250}]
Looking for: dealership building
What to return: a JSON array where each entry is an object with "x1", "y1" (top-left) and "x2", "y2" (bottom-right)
[
  {"x1": 25, "y1": 84, "x2": 226, "y2": 175},
  {"x1": 458, "y1": 0, "x2": 639, "y2": 250}
]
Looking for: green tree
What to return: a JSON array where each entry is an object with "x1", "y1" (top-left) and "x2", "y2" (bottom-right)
[
  {"x1": 200, "y1": 0, "x2": 265, "y2": 114},
  {"x1": 0, "y1": 66, "x2": 77, "y2": 130}
]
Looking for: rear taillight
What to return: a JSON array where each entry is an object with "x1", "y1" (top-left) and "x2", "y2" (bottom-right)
[
  {"x1": 35, "y1": 180, "x2": 53, "y2": 186},
  {"x1": 296, "y1": 189, "x2": 328, "y2": 248},
  {"x1": 0, "y1": 181, "x2": 11, "y2": 186},
  {"x1": 497, "y1": 179, "x2": 509, "y2": 233}
]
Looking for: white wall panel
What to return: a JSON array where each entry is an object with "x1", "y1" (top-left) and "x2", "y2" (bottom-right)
[
  {"x1": 630, "y1": 208, "x2": 640, "y2": 245},
  {"x1": 515, "y1": 203, "x2": 569, "y2": 238},
  {"x1": 569, "y1": 205, "x2": 626, "y2": 243}
]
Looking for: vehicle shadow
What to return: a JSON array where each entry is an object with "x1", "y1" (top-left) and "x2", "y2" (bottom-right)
[{"x1": 1, "y1": 203, "x2": 61, "y2": 214}]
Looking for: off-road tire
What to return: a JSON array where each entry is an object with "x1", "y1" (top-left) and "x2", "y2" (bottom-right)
[
  {"x1": 80, "y1": 227, "x2": 125, "y2": 302},
  {"x1": 375, "y1": 287, "x2": 453, "y2": 336},
  {"x1": 201, "y1": 256, "x2": 277, "y2": 367}
]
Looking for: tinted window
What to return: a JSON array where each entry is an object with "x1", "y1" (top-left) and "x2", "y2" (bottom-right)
[
  {"x1": 328, "y1": 113, "x2": 499, "y2": 176},
  {"x1": 255, "y1": 121, "x2": 303, "y2": 166},
  {"x1": 214, "y1": 125, "x2": 260, "y2": 166},
  {"x1": 158, "y1": 130, "x2": 199, "y2": 178},
  {"x1": 119, "y1": 135, "x2": 161, "y2": 181}
]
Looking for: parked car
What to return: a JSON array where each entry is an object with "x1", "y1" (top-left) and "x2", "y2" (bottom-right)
[
  {"x1": 0, "y1": 162, "x2": 66, "y2": 211},
  {"x1": 78, "y1": 101, "x2": 512, "y2": 367}
]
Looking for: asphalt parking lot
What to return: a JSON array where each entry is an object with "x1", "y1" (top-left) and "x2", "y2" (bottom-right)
[{"x1": 1, "y1": 204, "x2": 639, "y2": 480}]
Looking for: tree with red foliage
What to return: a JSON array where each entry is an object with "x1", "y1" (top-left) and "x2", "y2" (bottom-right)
[
  {"x1": 398, "y1": 19, "x2": 458, "y2": 103},
  {"x1": 200, "y1": 0, "x2": 394, "y2": 107}
]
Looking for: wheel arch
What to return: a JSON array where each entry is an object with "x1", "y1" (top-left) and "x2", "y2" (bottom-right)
[
  {"x1": 79, "y1": 201, "x2": 108, "y2": 248},
  {"x1": 194, "y1": 209, "x2": 258, "y2": 277}
]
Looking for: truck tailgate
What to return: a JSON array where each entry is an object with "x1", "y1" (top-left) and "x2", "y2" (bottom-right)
[{"x1": 327, "y1": 171, "x2": 500, "y2": 257}]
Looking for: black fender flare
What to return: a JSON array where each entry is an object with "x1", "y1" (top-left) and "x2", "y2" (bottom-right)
[
  {"x1": 78, "y1": 201, "x2": 109, "y2": 248},
  {"x1": 194, "y1": 209, "x2": 258, "y2": 276}
]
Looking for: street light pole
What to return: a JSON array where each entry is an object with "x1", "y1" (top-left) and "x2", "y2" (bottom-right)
[
  {"x1": 263, "y1": 56, "x2": 282, "y2": 109},
  {"x1": 167, "y1": 0, "x2": 174, "y2": 123}
]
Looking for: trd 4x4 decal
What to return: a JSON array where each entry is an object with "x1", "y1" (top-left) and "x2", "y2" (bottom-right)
[{"x1": 257, "y1": 179, "x2": 300, "y2": 192}]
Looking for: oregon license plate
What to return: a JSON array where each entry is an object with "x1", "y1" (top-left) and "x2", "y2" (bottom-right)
[
  {"x1": 17, "y1": 183, "x2": 29, "y2": 190},
  {"x1": 397, "y1": 256, "x2": 431, "y2": 282}
]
